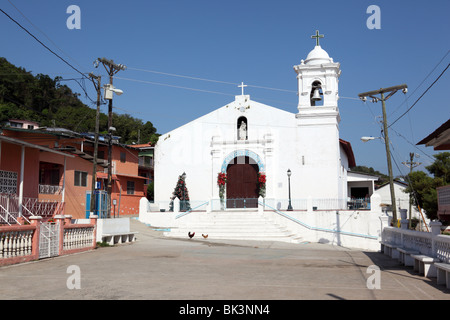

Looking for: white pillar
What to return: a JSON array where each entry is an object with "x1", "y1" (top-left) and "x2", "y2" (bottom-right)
[
  {"x1": 18, "y1": 145, "x2": 25, "y2": 217},
  {"x1": 62, "y1": 156, "x2": 66, "y2": 203},
  {"x1": 174, "y1": 197, "x2": 180, "y2": 213}
]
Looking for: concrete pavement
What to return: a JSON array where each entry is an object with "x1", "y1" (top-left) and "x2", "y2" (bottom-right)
[{"x1": 0, "y1": 217, "x2": 449, "y2": 301}]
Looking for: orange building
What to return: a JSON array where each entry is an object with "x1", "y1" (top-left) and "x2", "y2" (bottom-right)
[{"x1": 1, "y1": 127, "x2": 146, "y2": 219}]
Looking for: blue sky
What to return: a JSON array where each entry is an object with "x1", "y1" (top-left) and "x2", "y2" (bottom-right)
[{"x1": 1, "y1": 0, "x2": 449, "y2": 177}]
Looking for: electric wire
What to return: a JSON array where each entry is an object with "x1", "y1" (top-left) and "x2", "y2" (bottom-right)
[
  {"x1": 388, "y1": 49, "x2": 450, "y2": 118},
  {"x1": 6, "y1": 0, "x2": 86, "y2": 71},
  {"x1": 0, "y1": 8, "x2": 88, "y2": 80},
  {"x1": 388, "y1": 63, "x2": 450, "y2": 129}
]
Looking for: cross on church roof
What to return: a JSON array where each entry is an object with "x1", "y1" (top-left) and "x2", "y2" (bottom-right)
[
  {"x1": 238, "y1": 82, "x2": 247, "y2": 95},
  {"x1": 311, "y1": 30, "x2": 324, "y2": 46}
]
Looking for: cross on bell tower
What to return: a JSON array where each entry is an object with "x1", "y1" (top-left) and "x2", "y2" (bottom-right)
[{"x1": 311, "y1": 30, "x2": 324, "y2": 46}]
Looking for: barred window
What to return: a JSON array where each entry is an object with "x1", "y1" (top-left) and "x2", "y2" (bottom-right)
[
  {"x1": 127, "y1": 181, "x2": 135, "y2": 195},
  {"x1": 74, "y1": 171, "x2": 88, "y2": 187},
  {"x1": 0, "y1": 170, "x2": 17, "y2": 194}
]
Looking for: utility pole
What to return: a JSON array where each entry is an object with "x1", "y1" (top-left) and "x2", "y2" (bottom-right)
[
  {"x1": 402, "y1": 152, "x2": 421, "y2": 229},
  {"x1": 95, "y1": 57, "x2": 126, "y2": 218},
  {"x1": 358, "y1": 84, "x2": 408, "y2": 227},
  {"x1": 88, "y1": 73, "x2": 102, "y2": 216}
]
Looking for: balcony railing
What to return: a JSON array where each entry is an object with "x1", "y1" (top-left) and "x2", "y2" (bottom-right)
[
  {"x1": 0, "y1": 194, "x2": 63, "y2": 225},
  {"x1": 39, "y1": 184, "x2": 63, "y2": 195},
  {"x1": 138, "y1": 157, "x2": 154, "y2": 168}
]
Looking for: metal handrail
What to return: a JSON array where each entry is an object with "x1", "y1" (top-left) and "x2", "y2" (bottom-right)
[
  {"x1": 259, "y1": 200, "x2": 378, "y2": 240},
  {"x1": 175, "y1": 201, "x2": 209, "y2": 219}
]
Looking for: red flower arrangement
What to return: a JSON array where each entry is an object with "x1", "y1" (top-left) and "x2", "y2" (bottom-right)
[
  {"x1": 217, "y1": 172, "x2": 227, "y2": 186},
  {"x1": 258, "y1": 173, "x2": 266, "y2": 184},
  {"x1": 217, "y1": 172, "x2": 227, "y2": 202},
  {"x1": 258, "y1": 172, "x2": 266, "y2": 198}
]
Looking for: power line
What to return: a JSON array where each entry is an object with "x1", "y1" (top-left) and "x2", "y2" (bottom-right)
[
  {"x1": 127, "y1": 66, "x2": 361, "y2": 100},
  {"x1": 114, "y1": 75, "x2": 236, "y2": 97},
  {"x1": 0, "y1": 8, "x2": 88, "y2": 80},
  {"x1": 6, "y1": 0, "x2": 86, "y2": 71},
  {"x1": 388, "y1": 49, "x2": 450, "y2": 118},
  {"x1": 388, "y1": 63, "x2": 450, "y2": 129}
]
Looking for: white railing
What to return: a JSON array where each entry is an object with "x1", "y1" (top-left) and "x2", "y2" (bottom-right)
[
  {"x1": 0, "y1": 228, "x2": 34, "y2": 259},
  {"x1": 381, "y1": 222, "x2": 450, "y2": 262},
  {"x1": 63, "y1": 226, "x2": 95, "y2": 251},
  {"x1": 435, "y1": 235, "x2": 450, "y2": 264},
  {"x1": 38, "y1": 184, "x2": 62, "y2": 195}
]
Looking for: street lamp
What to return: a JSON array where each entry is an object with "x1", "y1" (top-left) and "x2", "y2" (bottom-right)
[
  {"x1": 287, "y1": 169, "x2": 293, "y2": 211},
  {"x1": 360, "y1": 136, "x2": 382, "y2": 143}
]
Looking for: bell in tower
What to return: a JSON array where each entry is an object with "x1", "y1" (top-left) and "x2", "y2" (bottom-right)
[{"x1": 310, "y1": 81, "x2": 323, "y2": 106}]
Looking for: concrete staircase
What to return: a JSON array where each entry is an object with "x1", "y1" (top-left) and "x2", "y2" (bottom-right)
[{"x1": 163, "y1": 210, "x2": 301, "y2": 243}]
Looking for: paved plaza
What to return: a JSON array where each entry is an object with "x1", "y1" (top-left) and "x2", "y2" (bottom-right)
[{"x1": 1, "y1": 218, "x2": 449, "y2": 303}]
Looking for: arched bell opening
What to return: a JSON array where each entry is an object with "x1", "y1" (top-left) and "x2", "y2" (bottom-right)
[{"x1": 310, "y1": 80, "x2": 323, "y2": 106}]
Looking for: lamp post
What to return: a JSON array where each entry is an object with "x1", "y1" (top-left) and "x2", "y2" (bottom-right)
[
  {"x1": 287, "y1": 169, "x2": 293, "y2": 211},
  {"x1": 358, "y1": 84, "x2": 407, "y2": 227}
]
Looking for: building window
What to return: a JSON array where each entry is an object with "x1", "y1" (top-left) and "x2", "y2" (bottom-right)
[
  {"x1": 127, "y1": 181, "x2": 135, "y2": 195},
  {"x1": 74, "y1": 171, "x2": 88, "y2": 187},
  {"x1": 120, "y1": 152, "x2": 126, "y2": 163},
  {"x1": 0, "y1": 170, "x2": 18, "y2": 194}
]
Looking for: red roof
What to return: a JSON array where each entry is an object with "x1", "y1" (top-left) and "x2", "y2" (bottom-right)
[
  {"x1": 128, "y1": 142, "x2": 152, "y2": 148},
  {"x1": 339, "y1": 139, "x2": 356, "y2": 168}
]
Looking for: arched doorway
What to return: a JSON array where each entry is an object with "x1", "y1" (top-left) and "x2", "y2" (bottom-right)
[{"x1": 226, "y1": 156, "x2": 259, "y2": 208}]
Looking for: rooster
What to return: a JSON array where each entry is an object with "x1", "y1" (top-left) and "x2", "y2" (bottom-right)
[
  {"x1": 188, "y1": 232, "x2": 195, "y2": 239},
  {"x1": 202, "y1": 234, "x2": 208, "y2": 239}
]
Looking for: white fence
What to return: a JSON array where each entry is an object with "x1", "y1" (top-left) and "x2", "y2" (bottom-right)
[{"x1": 381, "y1": 220, "x2": 450, "y2": 263}]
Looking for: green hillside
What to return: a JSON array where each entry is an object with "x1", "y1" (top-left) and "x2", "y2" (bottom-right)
[{"x1": 0, "y1": 57, "x2": 159, "y2": 145}]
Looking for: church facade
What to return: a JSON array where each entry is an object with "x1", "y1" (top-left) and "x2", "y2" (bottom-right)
[{"x1": 154, "y1": 39, "x2": 364, "y2": 211}]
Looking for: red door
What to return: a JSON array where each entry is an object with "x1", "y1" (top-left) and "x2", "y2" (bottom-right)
[{"x1": 226, "y1": 156, "x2": 259, "y2": 208}]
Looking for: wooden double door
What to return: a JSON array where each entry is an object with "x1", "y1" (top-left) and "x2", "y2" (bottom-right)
[{"x1": 226, "y1": 156, "x2": 259, "y2": 208}]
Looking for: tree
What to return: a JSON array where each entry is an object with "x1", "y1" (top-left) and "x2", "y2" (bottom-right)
[
  {"x1": 0, "y1": 57, "x2": 160, "y2": 145},
  {"x1": 426, "y1": 152, "x2": 450, "y2": 184},
  {"x1": 405, "y1": 152, "x2": 450, "y2": 221},
  {"x1": 169, "y1": 173, "x2": 191, "y2": 212}
]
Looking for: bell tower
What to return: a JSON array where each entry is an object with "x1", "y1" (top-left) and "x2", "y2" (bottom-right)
[
  {"x1": 292, "y1": 31, "x2": 344, "y2": 200},
  {"x1": 293, "y1": 30, "x2": 341, "y2": 111}
]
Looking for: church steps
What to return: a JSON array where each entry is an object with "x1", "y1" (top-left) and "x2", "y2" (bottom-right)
[{"x1": 163, "y1": 210, "x2": 300, "y2": 243}]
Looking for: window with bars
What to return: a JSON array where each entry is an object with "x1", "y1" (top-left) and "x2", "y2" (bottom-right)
[
  {"x1": 0, "y1": 170, "x2": 17, "y2": 194},
  {"x1": 127, "y1": 181, "x2": 135, "y2": 195},
  {"x1": 74, "y1": 171, "x2": 88, "y2": 187}
]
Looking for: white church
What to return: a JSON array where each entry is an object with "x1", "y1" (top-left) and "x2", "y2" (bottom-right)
[
  {"x1": 140, "y1": 32, "x2": 387, "y2": 250},
  {"x1": 154, "y1": 32, "x2": 377, "y2": 211}
]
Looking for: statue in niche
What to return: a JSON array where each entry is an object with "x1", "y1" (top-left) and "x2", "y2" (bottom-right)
[{"x1": 238, "y1": 120, "x2": 247, "y2": 140}]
